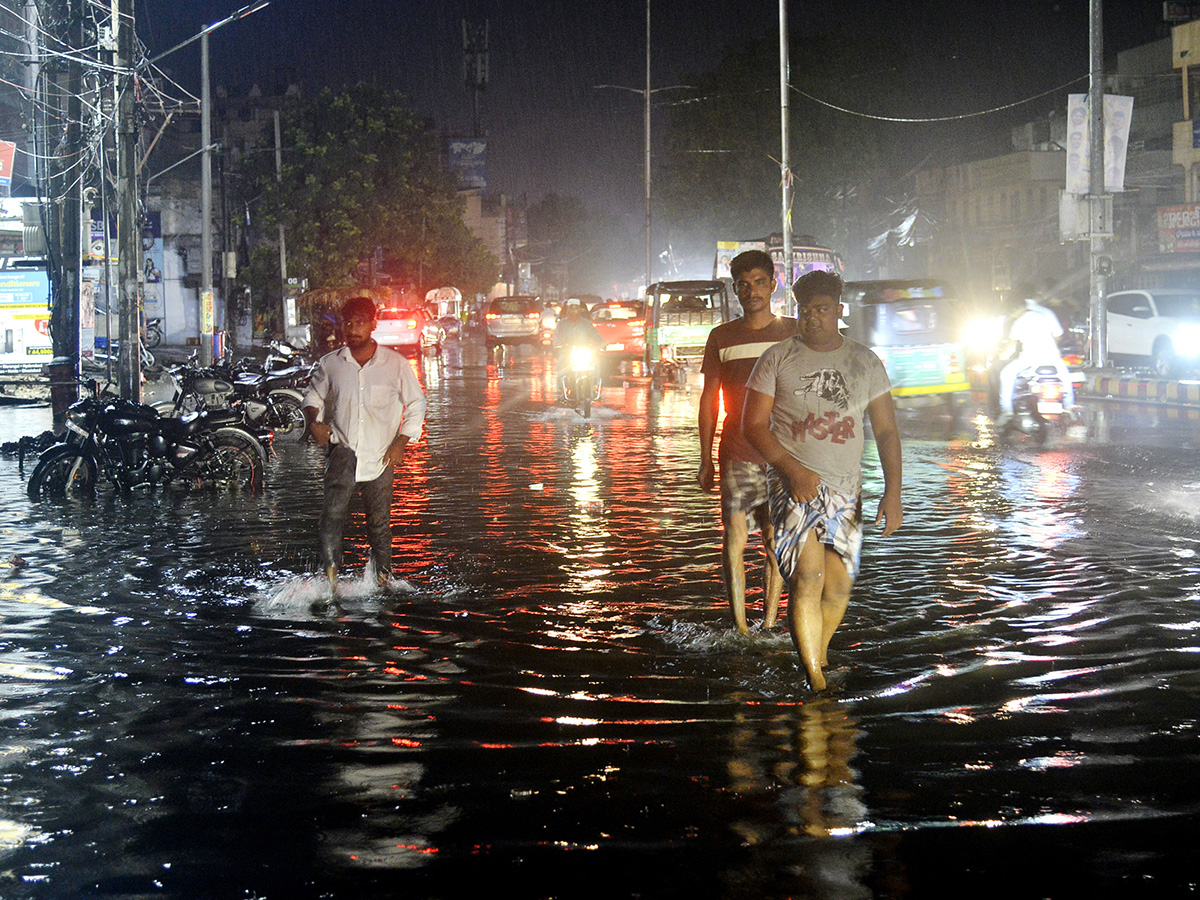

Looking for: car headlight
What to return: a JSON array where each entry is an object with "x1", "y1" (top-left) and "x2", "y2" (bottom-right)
[
  {"x1": 962, "y1": 315, "x2": 1003, "y2": 355},
  {"x1": 1173, "y1": 323, "x2": 1200, "y2": 357}
]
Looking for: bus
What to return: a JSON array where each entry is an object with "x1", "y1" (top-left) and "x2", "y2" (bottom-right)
[{"x1": 715, "y1": 238, "x2": 843, "y2": 314}]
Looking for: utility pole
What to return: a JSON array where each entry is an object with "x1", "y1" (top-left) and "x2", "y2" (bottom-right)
[
  {"x1": 644, "y1": 0, "x2": 652, "y2": 289},
  {"x1": 1087, "y1": 0, "x2": 1110, "y2": 369},
  {"x1": 274, "y1": 109, "x2": 287, "y2": 338},
  {"x1": 779, "y1": 0, "x2": 793, "y2": 314},
  {"x1": 199, "y1": 31, "x2": 214, "y2": 364},
  {"x1": 117, "y1": 0, "x2": 140, "y2": 399}
]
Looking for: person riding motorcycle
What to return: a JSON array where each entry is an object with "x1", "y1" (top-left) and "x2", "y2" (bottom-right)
[
  {"x1": 552, "y1": 297, "x2": 604, "y2": 367},
  {"x1": 995, "y1": 288, "x2": 1075, "y2": 426}
]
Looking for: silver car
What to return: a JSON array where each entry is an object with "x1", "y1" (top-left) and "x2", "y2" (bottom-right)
[{"x1": 484, "y1": 296, "x2": 542, "y2": 348}]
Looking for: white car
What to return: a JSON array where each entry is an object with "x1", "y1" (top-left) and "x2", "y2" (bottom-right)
[{"x1": 1106, "y1": 289, "x2": 1200, "y2": 378}]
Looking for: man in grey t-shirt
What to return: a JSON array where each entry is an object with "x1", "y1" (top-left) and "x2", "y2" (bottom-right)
[{"x1": 743, "y1": 271, "x2": 903, "y2": 690}]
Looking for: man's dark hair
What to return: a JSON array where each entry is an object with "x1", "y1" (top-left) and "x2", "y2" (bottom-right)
[
  {"x1": 341, "y1": 296, "x2": 378, "y2": 322},
  {"x1": 730, "y1": 249, "x2": 775, "y2": 281},
  {"x1": 792, "y1": 270, "x2": 844, "y2": 304}
]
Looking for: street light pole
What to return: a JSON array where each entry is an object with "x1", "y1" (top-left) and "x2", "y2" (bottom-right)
[{"x1": 200, "y1": 31, "x2": 214, "y2": 364}]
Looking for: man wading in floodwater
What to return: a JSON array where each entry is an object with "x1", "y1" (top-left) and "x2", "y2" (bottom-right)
[
  {"x1": 743, "y1": 271, "x2": 903, "y2": 690},
  {"x1": 698, "y1": 249, "x2": 797, "y2": 633},
  {"x1": 303, "y1": 296, "x2": 426, "y2": 592}
]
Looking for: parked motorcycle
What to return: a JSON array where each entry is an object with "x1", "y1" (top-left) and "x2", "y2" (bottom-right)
[
  {"x1": 1002, "y1": 364, "x2": 1069, "y2": 445},
  {"x1": 143, "y1": 318, "x2": 163, "y2": 349},
  {"x1": 27, "y1": 380, "x2": 266, "y2": 499},
  {"x1": 153, "y1": 352, "x2": 307, "y2": 439},
  {"x1": 560, "y1": 344, "x2": 602, "y2": 418}
]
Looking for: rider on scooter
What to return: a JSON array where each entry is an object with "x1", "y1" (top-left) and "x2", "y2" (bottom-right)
[{"x1": 995, "y1": 286, "x2": 1075, "y2": 427}]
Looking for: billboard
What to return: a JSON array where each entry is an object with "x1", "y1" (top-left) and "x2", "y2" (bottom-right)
[
  {"x1": 448, "y1": 139, "x2": 487, "y2": 190},
  {"x1": 0, "y1": 266, "x2": 52, "y2": 372}
]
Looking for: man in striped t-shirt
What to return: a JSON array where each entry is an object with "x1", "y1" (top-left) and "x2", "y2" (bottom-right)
[{"x1": 698, "y1": 250, "x2": 798, "y2": 633}]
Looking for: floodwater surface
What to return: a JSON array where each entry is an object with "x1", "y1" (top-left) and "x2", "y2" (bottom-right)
[{"x1": 2, "y1": 343, "x2": 1200, "y2": 899}]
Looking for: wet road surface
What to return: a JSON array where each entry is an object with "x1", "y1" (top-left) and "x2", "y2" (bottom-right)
[{"x1": 2, "y1": 339, "x2": 1200, "y2": 898}]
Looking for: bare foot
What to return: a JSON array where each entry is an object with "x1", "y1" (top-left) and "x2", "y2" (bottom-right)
[{"x1": 808, "y1": 668, "x2": 827, "y2": 691}]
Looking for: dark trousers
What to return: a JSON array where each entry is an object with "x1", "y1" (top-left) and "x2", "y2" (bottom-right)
[{"x1": 319, "y1": 444, "x2": 394, "y2": 576}]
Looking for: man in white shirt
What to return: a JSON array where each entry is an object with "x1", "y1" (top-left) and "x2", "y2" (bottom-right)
[
  {"x1": 304, "y1": 297, "x2": 426, "y2": 590},
  {"x1": 996, "y1": 292, "x2": 1075, "y2": 424}
]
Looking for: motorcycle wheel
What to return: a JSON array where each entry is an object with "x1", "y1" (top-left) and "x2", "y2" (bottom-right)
[
  {"x1": 269, "y1": 393, "x2": 306, "y2": 437},
  {"x1": 28, "y1": 446, "x2": 98, "y2": 500},
  {"x1": 196, "y1": 430, "x2": 265, "y2": 491},
  {"x1": 581, "y1": 395, "x2": 592, "y2": 418},
  {"x1": 144, "y1": 325, "x2": 162, "y2": 349}
]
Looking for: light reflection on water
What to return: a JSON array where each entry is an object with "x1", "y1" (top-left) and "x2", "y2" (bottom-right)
[{"x1": 2, "y1": 360, "x2": 1200, "y2": 897}]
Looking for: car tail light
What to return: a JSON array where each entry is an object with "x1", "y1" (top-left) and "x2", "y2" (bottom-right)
[
  {"x1": 525, "y1": 311, "x2": 540, "y2": 319},
  {"x1": 632, "y1": 322, "x2": 645, "y2": 336},
  {"x1": 485, "y1": 312, "x2": 499, "y2": 320},
  {"x1": 406, "y1": 319, "x2": 417, "y2": 329}
]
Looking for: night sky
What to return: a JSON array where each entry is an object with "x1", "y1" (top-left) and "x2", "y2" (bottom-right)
[{"x1": 142, "y1": 1, "x2": 1168, "y2": 241}]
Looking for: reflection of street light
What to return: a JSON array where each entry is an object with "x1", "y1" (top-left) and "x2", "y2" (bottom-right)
[
  {"x1": 596, "y1": 0, "x2": 689, "y2": 292},
  {"x1": 143, "y1": 1, "x2": 269, "y2": 364}
]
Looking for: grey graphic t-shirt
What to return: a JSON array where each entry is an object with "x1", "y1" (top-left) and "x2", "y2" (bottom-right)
[{"x1": 744, "y1": 336, "x2": 892, "y2": 495}]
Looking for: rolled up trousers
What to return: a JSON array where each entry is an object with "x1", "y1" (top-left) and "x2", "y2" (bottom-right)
[{"x1": 319, "y1": 444, "x2": 394, "y2": 576}]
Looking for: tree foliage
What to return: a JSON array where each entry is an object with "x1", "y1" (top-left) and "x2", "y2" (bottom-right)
[{"x1": 240, "y1": 83, "x2": 498, "y2": 299}]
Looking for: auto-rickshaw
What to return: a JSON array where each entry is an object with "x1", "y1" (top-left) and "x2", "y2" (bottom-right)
[
  {"x1": 841, "y1": 280, "x2": 972, "y2": 403},
  {"x1": 643, "y1": 280, "x2": 732, "y2": 383}
]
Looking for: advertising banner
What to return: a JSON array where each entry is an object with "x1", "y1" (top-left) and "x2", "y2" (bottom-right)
[{"x1": 1065, "y1": 94, "x2": 1134, "y2": 194}]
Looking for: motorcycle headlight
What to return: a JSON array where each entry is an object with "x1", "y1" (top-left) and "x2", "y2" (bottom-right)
[{"x1": 569, "y1": 346, "x2": 595, "y2": 369}]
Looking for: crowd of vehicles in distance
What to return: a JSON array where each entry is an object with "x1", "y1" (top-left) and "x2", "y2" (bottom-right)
[
  {"x1": 373, "y1": 305, "x2": 443, "y2": 354},
  {"x1": 590, "y1": 299, "x2": 646, "y2": 368},
  {"x1": 483, "y1": 295, "x2": 544, "y2": 350},
  {"x1": 644, "y1": 280, "x2": 732, "y2": 383},
  {"x1": 1104, "y1": 288, "x2": 1200, "y2": 379},
  {"x1": 841, "y1": 280, "x2": 972, "y2": 404}
]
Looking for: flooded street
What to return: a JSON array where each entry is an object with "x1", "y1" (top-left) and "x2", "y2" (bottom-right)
[{"x1": 3, "y1": 341, "x2": 1200, "y2": 899}]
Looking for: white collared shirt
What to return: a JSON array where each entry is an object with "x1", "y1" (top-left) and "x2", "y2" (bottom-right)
[{"x1": 303, "y1": 344, "x2": 427, "y2": 482}]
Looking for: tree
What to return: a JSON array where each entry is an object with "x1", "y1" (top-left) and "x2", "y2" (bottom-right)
[{"x1": 240, "y1": 83, "x2": 498, "y2": 300}]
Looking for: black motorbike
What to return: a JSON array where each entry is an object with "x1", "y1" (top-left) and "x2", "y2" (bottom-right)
[
  {"x1": 152, "y1": 351, "x2": 307, "y2": 439},
  {"x1": 560, "y1": 344, "x2": 602, "y2": 418},
  {"x1": 27, "y1": 380, "x2": 267, "y2": 499}
]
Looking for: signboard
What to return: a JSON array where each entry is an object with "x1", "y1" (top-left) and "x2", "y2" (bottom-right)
[
  {"x1": 448, "y1": 139, "x2": 487, "y2": 190},
  {"x1": 0, "y1": 141, "x2": 15, "y2": 188},
  {"x1": 1157, "y1": 203, "x2": 1200, "y2": 253},
  {"x1": 0, "y1": 266, "x2": 52, "y2": 372}
]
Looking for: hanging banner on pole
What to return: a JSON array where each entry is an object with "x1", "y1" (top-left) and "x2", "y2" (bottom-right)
[{"x1": 1065, "y1": 94, "x2": 1134, "y2": 194}]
